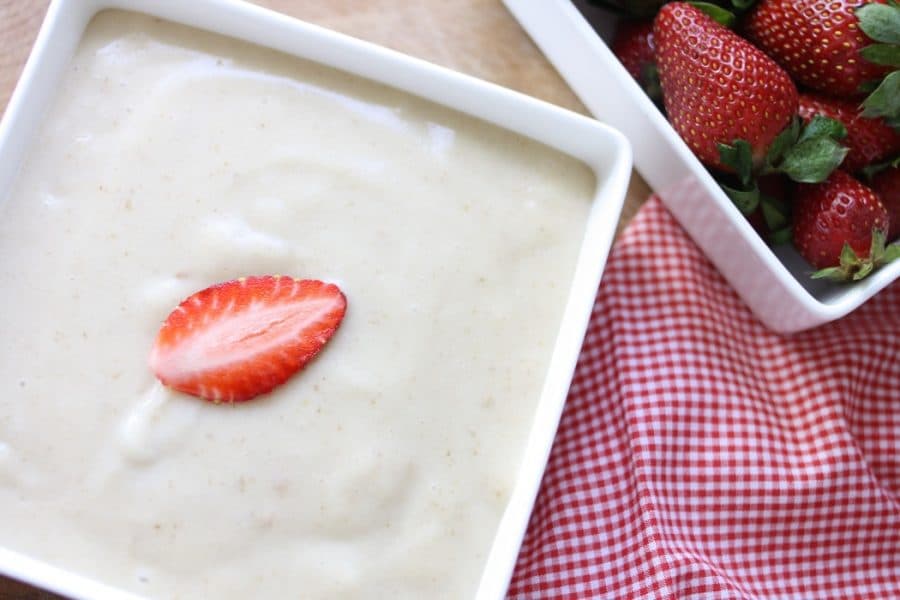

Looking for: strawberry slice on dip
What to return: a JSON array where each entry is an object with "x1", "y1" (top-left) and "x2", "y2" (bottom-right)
[{"x1": 150, "y1": 276, "x2": 347, "y2": 403}]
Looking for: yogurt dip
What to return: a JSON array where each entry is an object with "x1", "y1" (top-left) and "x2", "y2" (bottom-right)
[{"x1": 0, "y1": 11, "x2": 594, "y2": 599}]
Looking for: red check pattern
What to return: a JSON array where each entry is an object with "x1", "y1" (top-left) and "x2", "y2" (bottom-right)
[{"x1": 508, "y1": 197, "x2": 900, "y2": 599}]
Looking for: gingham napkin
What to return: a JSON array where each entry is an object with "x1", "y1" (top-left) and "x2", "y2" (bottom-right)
[{"x1": 508, "y1": 197, "x2": 900, "y2": 599}]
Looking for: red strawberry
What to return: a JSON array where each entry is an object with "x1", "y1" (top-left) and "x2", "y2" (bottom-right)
[
  {"x1": 870, "y1": 166, "x2": 900, "y2": 240},
  {"x1": 150, "y1": 276, "x2": 347, "y2": 403},
  {"x1": 612, "y1": 20, "x2": 661, "y2": 101},
  {"x1": 613, "y1": 20, "x2": 654, "y2": 82},
  {"x1": 653, "y1": 2, "x2": 798, "y2": 170},
  {"x1": 793, "y1": 170, "x2": 896, "y2": 280},
  {"x1": 744, "y1": 0, "x2": 891, "y2": 98},
  {"x1": 798, "y1": 93, "x2": 900, "y2": 173}
]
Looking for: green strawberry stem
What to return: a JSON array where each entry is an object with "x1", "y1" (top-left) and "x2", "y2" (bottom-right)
[
  {"x1": 761, "y1": 116, "x2": 849, "y2": 182},
  {"x1": 857, "y1": 3, "x2": 900, "y2": 130},
  {"x1": 760, "y1": 194, "x2": 793, "y2": 246},
  {"x1": 719, "y1": 139, "x2": 760, "y2": 213},
  {"x1": 812, "y1": 229, "x2": 900, "y2": 281},
  {"x1": 717, "y1": 116, "x2": 848, "y2": 220},
  {"x1": 761, "y1": 195, "x2": 789, "y2": 231}
]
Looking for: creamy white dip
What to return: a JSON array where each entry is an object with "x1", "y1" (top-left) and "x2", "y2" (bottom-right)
[{"x1": 0, "y1": 11, "x2": 594, "y2": 599}]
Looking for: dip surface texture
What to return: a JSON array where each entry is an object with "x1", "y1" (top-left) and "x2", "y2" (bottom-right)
[{"x1": 0, "y1": 11, "x2": 594, "y2": 599}]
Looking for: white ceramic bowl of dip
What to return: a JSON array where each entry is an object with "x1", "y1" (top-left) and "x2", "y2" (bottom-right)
[
  {"x1": 0, "y1": 0, "x2": 632, "y2": 599},
  {"x1": 503, "y1": 0, "x2": 900, "y2": 334}
]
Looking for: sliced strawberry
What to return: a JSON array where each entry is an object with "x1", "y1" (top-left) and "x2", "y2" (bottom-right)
[{"x1": 149, "y1": 276, "x2": 347, "y2": 403}]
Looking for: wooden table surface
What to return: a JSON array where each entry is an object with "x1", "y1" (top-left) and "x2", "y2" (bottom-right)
[{"x1": 0, "y1": 1, "x2": 650, "y2": 597}]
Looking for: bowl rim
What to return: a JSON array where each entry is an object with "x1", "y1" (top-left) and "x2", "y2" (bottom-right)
[
  {"x1": 503, "y1": 0, "x2": 900, "y2": 332},
  {"x1": 0, "y1": 0, "x2": 633, "y2": 598}
]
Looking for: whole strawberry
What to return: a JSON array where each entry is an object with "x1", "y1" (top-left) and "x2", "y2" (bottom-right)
[
  {"x1": 793, "y1": 170, "x2": 898, "y2": 280},
  {"x1": 799, "y1": 93, "x2": 900, "y2": 173},
  {"x1": 744, "y1": 0, "x2": 892, "y2": 98},
  {"x1": 653, "y1": 2, "x2": 798, "y2": 169},
  {"x1": 870, "y1": 166, "x2": 900, "y2": 240},
  {"x1": 612, "y1": 20, "x2": 662, "y2": 103}
]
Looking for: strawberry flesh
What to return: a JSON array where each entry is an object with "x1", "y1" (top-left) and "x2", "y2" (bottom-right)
[{"x1": 150, "y1": 276, "x2": 347, "y2": 403}]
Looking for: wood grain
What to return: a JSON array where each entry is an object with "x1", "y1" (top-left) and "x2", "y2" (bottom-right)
[{"x1": 0, "y1": 1, "x2": 650, "y2": 597}]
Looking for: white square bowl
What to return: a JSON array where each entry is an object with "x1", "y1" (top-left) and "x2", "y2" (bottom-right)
[
  {"x1": 0, "y1": 0, "x2": 632, "y2": 598},
  {"x1": 504, "y1": 0, "x2": 900, "y2": 334}
]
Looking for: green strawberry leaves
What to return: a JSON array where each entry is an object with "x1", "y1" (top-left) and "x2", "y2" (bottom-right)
[
  {"x1": 719, "y1": 140, "x2": 760, "y2": 214},
  {"x1": 718, "y1": 140, "x2": 792, "y2": 246},
  {"x1": 858, "y1": 3, "x2": 900, "y2": 45},
  {"x1": 860, "y1": 44, "x2": 900, "y2": 67},
  {"x1": 770, "y1": 226, "x2": 793, "y2": 246},
  {"x1": 685, "y1": 1, "x2": 760, "y2": 27},
  {"x1": 765, "y1": 116, "x2": 849, "y2": 183},
  {"x1": 777, "y1": 138, "x2": 849, "y2": 183},
  {"x1": 718, "y1": 116, "x2": 848, "y2": 193},
  {"x1": 797, "y1": 115, "x2": 847, "y2": 143},
  {"x1": 761, "y1": 194, "x2": 792, "y2": 245},
  {"x1": 812, "y1": 229, "x2": 900, "y2": 281},
  {"x1": 761, "y1": 196, "x2": 789, "y2": 232},
  {"x1": 718, "y1": 117, "x2": 847, "y2": 241},
  {"x1": 719, "y1": 139, "x2": 755, "y2": 188},
  {"x1": 721, "y1": 183, "x2": 760, "y2": 215},
  {"x1": 857, "y1": 3, "x2": 900, "y2": 129},
  {"x1": 765, "y1": 119, "x2": 800, "y2": 167},
  {"x1": 687, "y1": 2, "x2": 737, "y2": 26},
  {"x1": 861, "y1": 71, "x2": 900, "y2": 129}
]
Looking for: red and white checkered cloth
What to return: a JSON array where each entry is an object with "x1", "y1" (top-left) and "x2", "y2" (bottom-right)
[{"x1": 508, "y1": 197, "x2": 900, "y2": 599}]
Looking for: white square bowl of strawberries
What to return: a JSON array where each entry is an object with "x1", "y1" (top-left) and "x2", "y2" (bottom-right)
[{"x1": 504, "y1": 0, "x2": 900, "y2": 333}]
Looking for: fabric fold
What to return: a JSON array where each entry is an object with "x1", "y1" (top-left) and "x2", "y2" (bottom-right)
[{"x1": 509, "y1": 197, "x2": 900, "y2": 599}]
